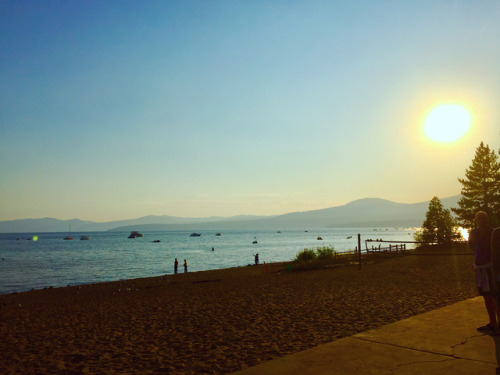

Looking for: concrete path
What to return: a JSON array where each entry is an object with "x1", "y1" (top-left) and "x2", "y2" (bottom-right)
[{"x1": 233, "y1": 297, "x2": 499, "y2": 374}]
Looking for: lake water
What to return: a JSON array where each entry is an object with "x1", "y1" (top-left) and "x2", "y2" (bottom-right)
[{"x1": 0, "y1": 227, "x2": 417, "y2": 294}]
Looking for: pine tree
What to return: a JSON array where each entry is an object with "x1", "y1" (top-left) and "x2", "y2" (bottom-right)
[
  {"x1": 415, "y1": 196, "x2": 458, "y2": 244},
  {"x1": 452, "y1": 142, "x2": 500, "y2": 228}
]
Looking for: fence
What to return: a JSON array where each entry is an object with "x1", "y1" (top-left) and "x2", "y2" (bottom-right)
[
  {"x1": 364, "y1": 242, "x2": 407, "y2": 253},
  {"x1": 354, "y1": 236, "x2": 449, "y2": 269}
]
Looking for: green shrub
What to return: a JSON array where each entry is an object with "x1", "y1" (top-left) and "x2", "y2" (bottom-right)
[
  {"x1": 316, "y1": 246, "x2": 336, "y2": 259},
  {"x1": 294, "y1": 246, "x2": 336, "y2": 262},
  {"x1": 294, "y1": 249, "x2": 317, "y2": 262}
]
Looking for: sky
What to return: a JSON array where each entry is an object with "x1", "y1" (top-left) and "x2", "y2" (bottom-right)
[{"x1": 1, "y1": 0, "x2": 500, "y2": 222}]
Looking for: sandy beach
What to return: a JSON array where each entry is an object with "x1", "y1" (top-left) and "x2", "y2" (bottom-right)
[{"x1": 0, "y1": 244, "x2": 477, "y2": 374}]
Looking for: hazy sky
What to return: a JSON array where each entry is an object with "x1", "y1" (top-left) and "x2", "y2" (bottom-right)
[{"x1": 1, "y1": 1, "x2": 500, "y2": 221}]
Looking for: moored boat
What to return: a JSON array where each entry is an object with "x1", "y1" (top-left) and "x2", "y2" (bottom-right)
[
  {"x1": 128, "y1": 231, "x2": 144, "y2": 239},
  {"x1": 64, "y1": 224, "x2": 74, "y2": 240}
]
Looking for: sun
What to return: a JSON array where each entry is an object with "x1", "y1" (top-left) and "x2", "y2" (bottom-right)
[{"x1": 423, "y1": 104, "x2": 471, "y2": 143}]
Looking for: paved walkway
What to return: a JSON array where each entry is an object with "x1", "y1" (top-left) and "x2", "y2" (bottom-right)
[{"x1": 233, "y1": 297, "x2": 499, "y2": 374}]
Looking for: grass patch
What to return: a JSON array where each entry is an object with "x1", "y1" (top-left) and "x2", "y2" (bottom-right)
[{"x1": 289, "y1": 242, "x2": 471, "y2": 273}]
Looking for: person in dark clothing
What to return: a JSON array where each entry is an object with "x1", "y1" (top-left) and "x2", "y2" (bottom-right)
[{"x1": 469, "y1": 211, "x2": 498, "y2": 332}]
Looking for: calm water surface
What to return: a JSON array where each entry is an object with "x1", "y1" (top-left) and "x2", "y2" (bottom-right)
[{"x1": 0, "y1": 228, "x2": 416, "y2": 294}]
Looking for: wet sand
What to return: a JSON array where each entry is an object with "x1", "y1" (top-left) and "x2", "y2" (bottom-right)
[{"x1": 0, "y1": 244, "x2": 476, "y2": 374}]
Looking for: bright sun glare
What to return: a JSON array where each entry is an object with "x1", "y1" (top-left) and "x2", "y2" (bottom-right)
[
  {"x1": 424, "y1": 104, "x2": 471, "y2": 143},
  {"x1": 458, "y1": 227, "x2": 469, "y2": 241}
]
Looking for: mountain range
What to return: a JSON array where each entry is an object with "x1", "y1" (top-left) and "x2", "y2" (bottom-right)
[{"x1": 0, "y1": 195, "x2": 461, "y2": 233}]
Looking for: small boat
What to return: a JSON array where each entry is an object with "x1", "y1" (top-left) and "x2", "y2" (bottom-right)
[
  {"x1": 317, "y1": 236, "x2": 323, "y2": 240},
  {"x1": 64, "y1": 224, "x2": 74, "y2": 240},
  {"x1": 252, "y1": 240, "x2": 258, "y2": 244},
  {"x1": 215, "y1": 233, "x2": 222, "y2": 236},
  {"x1": 277, "y1": 231, "x2": 281, "y2": 233},
  {"x1": 152, "y1": 240, "x2": 161, "y2": 243},
  {"x1": 128, "y1": 231, "x2": 144, "y2": 239},
  {"x1": 190, "y1": 233, "x2": 201, "y2": 237},
  {"x1": 80, "y1": 236, "x2": 91, "y2": 240}
]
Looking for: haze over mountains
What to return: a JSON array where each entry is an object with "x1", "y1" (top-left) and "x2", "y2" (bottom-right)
[{"x1": 0, "y1": 196, "x2": 460, "y2": 233}]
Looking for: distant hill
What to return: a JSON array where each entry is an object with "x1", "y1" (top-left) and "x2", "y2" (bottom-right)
[
  {"x1": 254, "y1": 196, "x2": 461, "y2": 229},
  {"x1": 0, "y1": 195, "x2": 461, "y2": 233},
  {"x1": 0, "y1": 214, "x2": 272, "y2": 233}
]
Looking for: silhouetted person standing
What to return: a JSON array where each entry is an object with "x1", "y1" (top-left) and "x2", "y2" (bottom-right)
[
  {"x1": 174, "y1": 258, "x2": 178, "y2": 274},
  {"x1": 469, "y1": 211, "x2": 498, "y2": 333},
  {"x1": 254, "y1": 253, "x2": 259, "y2": 265},
  {"x1": 184, "y1": 259, "x2": 188, "y2": 273},
  {"x1": 492, "y1": 217, "x2": 500, "y2": 338}
]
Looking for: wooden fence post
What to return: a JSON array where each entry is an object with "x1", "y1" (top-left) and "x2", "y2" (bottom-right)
[{"x1": 358, "y1": 234, "x2": 362, "y2": 270}]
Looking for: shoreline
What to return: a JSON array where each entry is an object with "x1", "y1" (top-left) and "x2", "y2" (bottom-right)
[
  {"x1": 0, "y1": 261, "x2": 282, "y2": 296},
  {"x1": 0, "y1": 228, "x2": 420, "y2": 295},
  {"x1": 0, "y1": 244, "x2": 477, "y2": 374}
]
